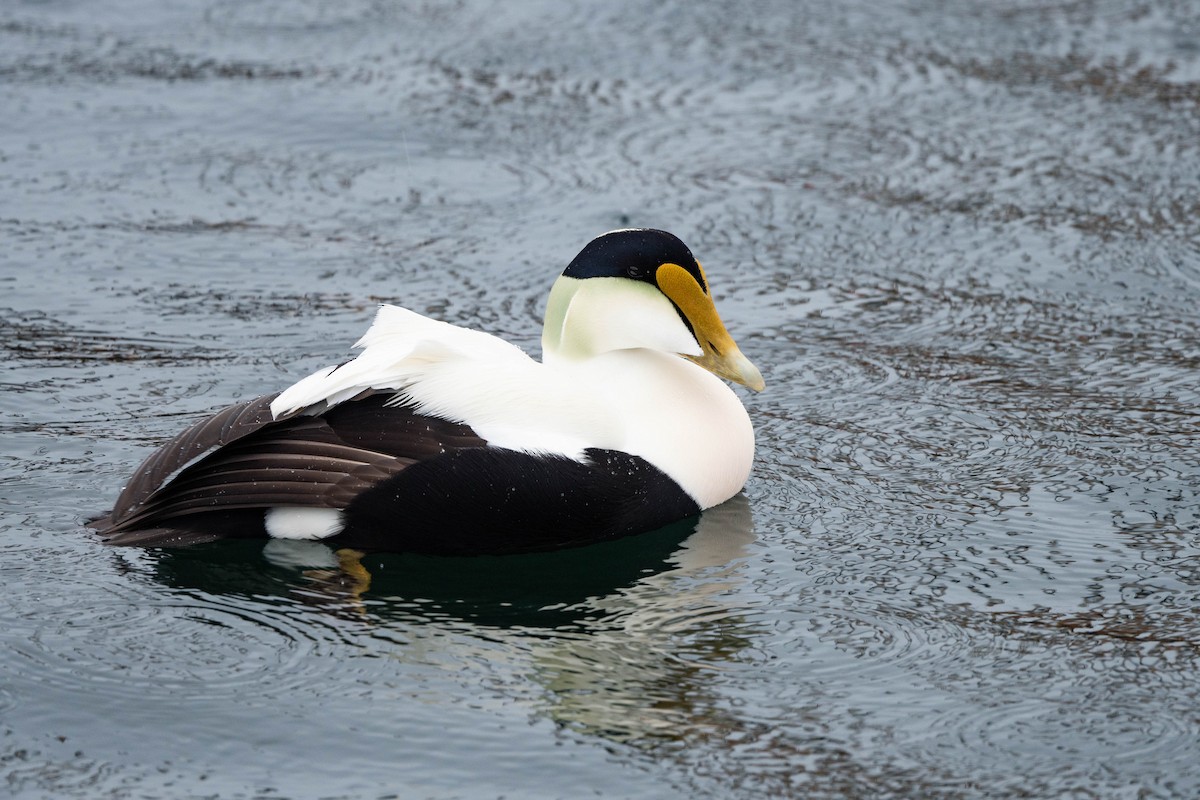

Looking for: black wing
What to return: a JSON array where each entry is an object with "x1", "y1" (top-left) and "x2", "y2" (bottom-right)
[
  {"x1": 91, "y1": 393, "x2": 486, "y2": 539},
  {"x1": 109, "y1": 393, "x2": 282, "y2": 522}
]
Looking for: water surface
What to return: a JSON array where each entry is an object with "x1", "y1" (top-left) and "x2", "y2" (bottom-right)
[{"x1": 3, "y1": 0, "x2": 1199, "y2": 797}]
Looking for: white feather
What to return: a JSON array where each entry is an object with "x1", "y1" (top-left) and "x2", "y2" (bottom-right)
[
  {"x1": 264, "y1": 507, "x2": 344, "y2": 540},
  {"x1": 267, "y1": 278, "x2": 755, "y2": 509},
  {"x1": 271, "y1": 305, "x2": 532, "y2": 419}
]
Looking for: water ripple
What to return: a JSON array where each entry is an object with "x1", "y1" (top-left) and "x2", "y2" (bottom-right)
[
  {"x1": 8, "y1": 580, "x2": 355, "y2": 704},
  {"x1": 5, "y1": 0, "x2": 1200, "y2": 797},
  {"x1": 915, "y1": 688, "x2": 1198, "y2": 774}
]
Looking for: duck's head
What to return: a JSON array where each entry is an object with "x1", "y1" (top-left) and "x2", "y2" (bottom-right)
[{"x1": 542, "y1": 229, "x2": 765, "y2": 391}]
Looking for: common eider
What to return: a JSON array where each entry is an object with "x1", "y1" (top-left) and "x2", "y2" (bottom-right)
[{"x1": 90, "y1": 229, "x2": 764, "y2": 555}]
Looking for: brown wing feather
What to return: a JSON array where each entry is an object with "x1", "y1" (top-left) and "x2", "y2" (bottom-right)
[
  {"x1": 109, "y1": 393, "x2": 283, "y2": 521},
  {"x1": 100, "y1": 510, "x2": 269, "y2": 547},
  {"x1": 93, "y1": 393, "x2": 486, "y2": 537}
]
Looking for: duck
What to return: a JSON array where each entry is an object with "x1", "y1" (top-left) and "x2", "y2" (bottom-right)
[{"x1": 90, "y1": 228, "x2": 764, "y2": 555}]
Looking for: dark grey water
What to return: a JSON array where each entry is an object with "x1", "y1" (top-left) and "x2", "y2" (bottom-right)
[{"x1": 4, "y1": 0, "x2": 1199, "y2": 797}]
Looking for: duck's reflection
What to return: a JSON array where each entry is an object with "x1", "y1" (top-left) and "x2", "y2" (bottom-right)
[
  {"x1": 135, "y1": 495, "x2": 753, "y2": 626},
  {"x1": 122, "y1": 495, "x2": 758, "y2": 743},
  {"x1": 528, "y1": 496, "x2": 758, "y2": 741}
]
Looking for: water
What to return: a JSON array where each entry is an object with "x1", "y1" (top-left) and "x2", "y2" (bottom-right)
[{"x1": 3, "y1": 0, "x2": 1199, "y2": 797}]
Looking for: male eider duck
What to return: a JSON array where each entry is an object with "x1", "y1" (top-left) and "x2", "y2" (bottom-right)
[{"x1": 91, "y1": 229, "x2": 764, "y2": 555}]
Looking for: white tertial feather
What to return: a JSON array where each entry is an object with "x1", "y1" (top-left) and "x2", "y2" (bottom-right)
[{"x1": 271, "y1": 305, "x2": 532, "y2": 419}]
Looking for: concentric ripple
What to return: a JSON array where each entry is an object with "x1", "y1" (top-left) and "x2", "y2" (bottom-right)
[
  {"x1": 6, "y1": 575, "x2": 355, "y2": 706},
  {"x1": 911, "y1": 688, "x2": 1199, "y2": 784}
]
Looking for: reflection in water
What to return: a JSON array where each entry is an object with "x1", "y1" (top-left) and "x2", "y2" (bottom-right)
[
  {"x1": 118, "y1": 496, "x2": 758, "y2": 745},
  {"x1": 134, "y1": 495, "x2": 753, "y2": 630},
  {"x1": 530, "y1": 497, "x2": 758, "y2": 742}
]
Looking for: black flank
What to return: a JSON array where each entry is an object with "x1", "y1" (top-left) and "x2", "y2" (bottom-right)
[{"x1": 337, "y1": 447, "x2": 700, "y2": 555}]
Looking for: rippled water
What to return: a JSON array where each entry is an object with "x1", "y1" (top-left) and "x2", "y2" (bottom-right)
[{"x1": 4, "y1": 0, "x2": 1199, "y2": 797}]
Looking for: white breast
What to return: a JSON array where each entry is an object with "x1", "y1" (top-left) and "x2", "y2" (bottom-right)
[{"x1": 558, "y1": 349, "x2": 755, "y2": 509}]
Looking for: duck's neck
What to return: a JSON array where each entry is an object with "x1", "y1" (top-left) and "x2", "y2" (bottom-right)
[{"x1": 540, "y1": 275, "x2": 576, "y2": 360}]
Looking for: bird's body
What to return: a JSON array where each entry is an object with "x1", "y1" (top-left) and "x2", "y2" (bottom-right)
[{"x1": 91, "y1": 229, "x2": 764, "y2": 554}]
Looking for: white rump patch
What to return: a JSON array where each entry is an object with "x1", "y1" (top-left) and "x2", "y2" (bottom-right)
[{"x1": 264, "y1": 507, "x2": 344, "y2": 540}]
